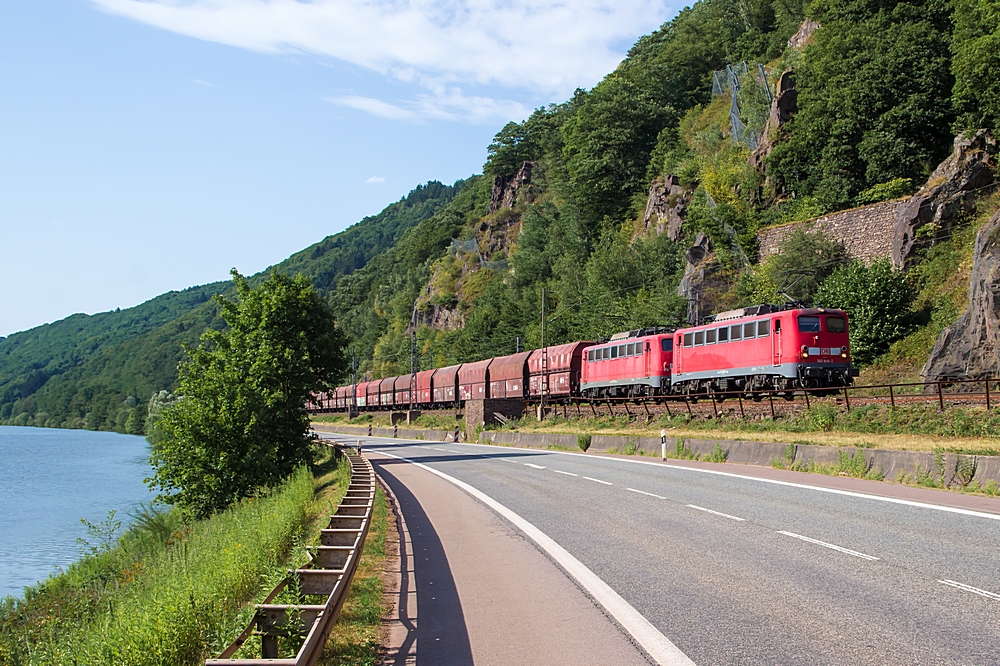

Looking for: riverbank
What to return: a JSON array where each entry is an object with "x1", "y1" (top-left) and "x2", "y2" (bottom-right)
[{"x1": 0, "y1": 447, "x2": 391, "y2": 665}]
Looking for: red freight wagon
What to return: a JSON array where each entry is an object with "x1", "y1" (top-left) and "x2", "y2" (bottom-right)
[
  {"x1": 356, "y1": 380, "x2": 377, "y2": 408},
  {"x1": 489, "y1": 352, "x2": 531, "y2": 399},
  {"x1": 334, "y1": 386, "x2": 346, "y2": 411},
  {"x1": 415, "y1": 370, "x2": 435, "y2": 405},
  {"x1": 432, "y1": 364, "x2": 462, "y2": 404},
  {"x1": 581, "y1": 329, "x2": 674, "y2": 398},
  {"x1": 458, "y1": 359, "x2": 492, "y2": 401},
  {"x1": 378, "y1": 377, "x2": 395, "y2": 408},
  {"x1": 671, "y1": 306, "x2": 854, "y2": 393},
  {"x1": 528, "y1": 342, "x2": 593, "y2": 397},
  {"x1": 394, "y1": 374, "x2": 413, "y2": 407}
]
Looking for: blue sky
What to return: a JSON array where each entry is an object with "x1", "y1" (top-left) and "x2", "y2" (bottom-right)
[{"x1": 0, "y1": 0, "x2": 678, "y2": 337}]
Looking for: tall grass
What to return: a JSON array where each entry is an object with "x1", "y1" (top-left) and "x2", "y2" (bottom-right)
[{"x1": 1, "y1": 463, "x2": 323, "y2": 665}]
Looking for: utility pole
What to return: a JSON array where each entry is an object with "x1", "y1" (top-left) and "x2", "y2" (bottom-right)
[
  {"x1": 540, "y1": 288, "x2": 547, "y2": 419},
  {"x1": 516, "y1": 336, "x2": 522, "y2": 354},
  {"x1": 409, "y1": 331, "x2": 417, "y2": 412}
]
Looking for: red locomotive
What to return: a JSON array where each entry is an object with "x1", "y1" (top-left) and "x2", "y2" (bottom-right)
[{"x1": 309, "y1": 305, "x2": 855, "y2": 413}]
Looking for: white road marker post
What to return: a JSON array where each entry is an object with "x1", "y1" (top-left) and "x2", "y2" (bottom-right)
[
  {"x1": 453, "y1": 425, "x2": 460, "y2": 442},
  {"x1": 357, "y1": 439, "x2": 363, "y2": 454},
  {"x1": 394, "y1": 423, "x2": 398, "y2": 438},
  {"x1": 661, "y1": 429, "x2": 667, "y2": 461}
]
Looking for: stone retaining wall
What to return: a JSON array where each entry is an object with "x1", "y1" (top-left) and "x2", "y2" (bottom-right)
[{"x1": 757, "y1": 198, "x2": 908, "y2": 263}]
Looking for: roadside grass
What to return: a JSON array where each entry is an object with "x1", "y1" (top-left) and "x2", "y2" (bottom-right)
[{"x1": 0, "y1": 446, "x2": 388, "y2": 666}]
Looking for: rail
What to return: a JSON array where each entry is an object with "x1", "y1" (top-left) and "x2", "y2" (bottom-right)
[
  {"x1": 206, "y1": 444, "x2": 374, "y2": 665},
  {"x1": 310, "y1": 376, "x2": 1000, "y2": 421}
]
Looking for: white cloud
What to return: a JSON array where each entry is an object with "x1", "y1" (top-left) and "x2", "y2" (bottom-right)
[
  {"x1": 365, "y1": 175, "x2": 386, "y2": 183},
  {"x1": 328, "y1": 88, "x2": 531, "y2": 124},
  {"x1": 192, "y1": 79, "x2": 214, "y2": 86},
  {"x1": 334, "y1": 95, "x2": 415, "y2": 121},
  {"x1": 91, "y1": 0, "x2": 676, "y2": 98}
]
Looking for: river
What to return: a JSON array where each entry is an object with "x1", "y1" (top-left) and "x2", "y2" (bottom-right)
[{"x1": 0, "y1": 425, "x2": 155, "y2": 599}]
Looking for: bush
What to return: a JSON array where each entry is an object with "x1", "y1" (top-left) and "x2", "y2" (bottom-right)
[
  {"x1": 815, "y1": 259, "x2": 915, "y2": 366},
  {"x1": 577, "y1": 434, "x2": 592, "y2": 451},
  {"x1": 855, "y1": 178, "x2": 915, "y2": 205}
]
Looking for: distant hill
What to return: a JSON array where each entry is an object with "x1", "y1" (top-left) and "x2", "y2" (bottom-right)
[{"x1": 0, "y1": 181, "x2": 461, "y2": 431}]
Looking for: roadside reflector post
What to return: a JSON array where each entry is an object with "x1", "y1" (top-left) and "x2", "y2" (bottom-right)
[
  {"x1": 661, "y1": 429, "x2": 666, "y2": 460},
  {"x1": 368, "y1": 424, "x2": 372, "y2": 436},
  {"x1": 393, "y1": 424, "x2": 398, "y2": 438},
  {"x1": 453, "y1": 425, "x2": 460, "y2": 442},
  {"x1": 357, "y1": 439, "x2": 362, "y2": 454}
]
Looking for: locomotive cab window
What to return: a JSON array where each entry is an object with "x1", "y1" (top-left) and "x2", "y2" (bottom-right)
[
  {"x1": 826, "y1": 316, "x2": 846, "y2": 333},
  {"x1": 718, "y1": 327, "x2": 728, "y2": 342},
  {"x1": 603, "y1": 347, "x2": 610, "y2": 360},
  {"x1": 684, "y1": 333, "x2": 694, "y2": 347},
  {"x1": 694, "y1": 331, "x2": 705, "y2": 345},
  {"x1": 706, "y1": 329, "x2": 716, "y2": 344},
  {"x1": 757, "y1": 320, "x2": 770, "y2": 337},
  {"x1": 611, "y1": 346, "x2": 618, "y2": 359},
  {"x1": 743, "y1": 322, "x2": 756, "y2": 339},
  {"x1": 661, "y1": 339, "x2": 672, "y2": 352},
  {"x1": 730, "y1": 325, "x2": 742, "y2": 341},
  {"x1": 637, "y1": 342, "x2": 644, "y2": 355},
  {"x1": 774, "y1": 320, "x2": 781, "y2": 334},
  {"x1": 618, "y1": 344, "x2": 627, "y2": 357},
  {"x1": 627, "y1": 343, "x2": 635, "y2": 356},
  {"x1": 798, "y1": 315, "x2": 821, "y2": 332}
]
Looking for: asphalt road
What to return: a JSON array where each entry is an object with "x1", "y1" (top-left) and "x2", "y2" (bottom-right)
[{"x1": 327, "y1": 434, "x2": 1000, "y2": 665}]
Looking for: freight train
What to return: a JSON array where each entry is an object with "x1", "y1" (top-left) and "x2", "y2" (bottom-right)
[{"x1": 309, "y1": 305, "x2": 857, "y2": 412}]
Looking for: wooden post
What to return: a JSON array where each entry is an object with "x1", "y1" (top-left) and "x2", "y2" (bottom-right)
[
  {"x1": 937, "y1": 382, "x2": 944, "y2": 411},
  {"x1": 589, "y1": 400, "x2": 597, "y2": 417},
  {"x1": 987, "y1": 379, "x2": 992, "y2": 411},
  {"x1": 889, "y1": 385, "x2": 895, "y2": 409},
  {"x1": 803, "y1": 390, "x2": 810, "y2": 410},
  {"x1": 684, "y1": 397, "x2": 693, "y2": 416},
  {"x1": 843, "y1": 387, "x2": 851, "y2": 413},
  {"x1": 768, "y1": 391, "x2": 775, "y2": 420},
  {"x1": 738, "y1": 392, "x2": 745, "y2": 419},
  {"x1": 710, "y1": 393, "x2": 719, "y2": 418},
  {"x1": 623, "y1": 401, "x2": 632, "y2": 417},
  {"x1": 576, "y1": 401, "x2": 582, "y2": 417},
  {"x1": 665, "y1": 400, "x2": 672, "y2": 418}
]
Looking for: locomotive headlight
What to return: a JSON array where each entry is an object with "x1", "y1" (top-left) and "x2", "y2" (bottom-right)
[
  {"x1": 801, "y1": 345, "x2": 809, "y2": 358},
  {"x1": 841, "y1": 345, "x2": 848, "y2": 358}
]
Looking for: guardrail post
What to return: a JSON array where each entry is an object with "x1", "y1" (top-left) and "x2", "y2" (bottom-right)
[
  {"x1": 664, "y1": 400, "x2": 672, "y2": 418},
  {"x1": 738, "y1": 392, "x2": 745, "y2": 418},
  {"x1": 843, "y1": 387, "x2": 851, "y2": 413},
  {"x1": 938, "y1": 382, "x2": 945, "y2": 411},
  {"x1": 803, "y1": 390, "x2": 810, "y2": 410},
  {"x1": 710, "y1": 393, "x2": 719, "y2": 419},
  {"x1": 767, "y1": 391, "x2": 775, "y2": 420},
  {"x1": 889, "y1": 385, "x2": 895, "y2": 408}
]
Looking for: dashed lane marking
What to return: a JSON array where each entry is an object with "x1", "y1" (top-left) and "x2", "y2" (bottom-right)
[
  {"x1": 939, "y1": 579, "x2": 1000, "y2": 600},
  {"x1": 554, "y1": 470, "x2": 579, "y2": 477},
  {"x1": 524, "y1": 463, "x2": 546, "y2": 469},
  {"x1": 370, "y1": 449, "x2": 697, "y2": 666},
  {"x1": 583, "y1": 476, "x2": 613, "y2": 486},
  {"x1": 686, "y1": 504, "x2": 746, "y2": 522},
  {"x1": 628, "y1": 488, "x2": 666, "y2": 500},
  {"x1": 777, "y1": 530, "x2": 879, "y2": 561},
  {"x1": 500, "y1": 459, "x2": 519, "y2": 464}
]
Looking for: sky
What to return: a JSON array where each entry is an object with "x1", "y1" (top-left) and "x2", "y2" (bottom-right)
[{"x1": 0, "y1": 0, "x2": 680, "y2": 338}]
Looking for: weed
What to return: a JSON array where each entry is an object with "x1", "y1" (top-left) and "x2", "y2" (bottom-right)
[
  {"x1": 623, "y1": 438, "x2": 638, "y2": 456},
  {"x1": 705, "y1": 443, "x2": 728, "y2": 463},
  {"x1": 77, "y1": 510, "x2": 122, "y2": 557}
]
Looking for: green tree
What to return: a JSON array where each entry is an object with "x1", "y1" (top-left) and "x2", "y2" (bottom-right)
[
  {"x1": 952, "y1": 0, "x2": 1000, "y2": 134},
  {"x1": 815, "y1": 259, "x2": 915, "y2": 366},
  {"x1": 148, "y1": 269, "x2": 348, "y2": 517}
]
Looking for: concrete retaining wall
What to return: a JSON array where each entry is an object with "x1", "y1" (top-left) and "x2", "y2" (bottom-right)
[{"x1": 317, "y1": 424, "x2": 1000, "y2": 487}]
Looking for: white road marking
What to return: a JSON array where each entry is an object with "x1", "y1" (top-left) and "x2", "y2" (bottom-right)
[
  {"x1": 583, "y1": 476, "x2": 613, "y2": 485},
  {"x1": 554, "y1": 470, "x2": 579, "y2": 477},
  {"x1": 686, "y1": 504, "x2": 745, "y2": 521},
  {"x1": 432, "y1": 447, "x2": 447, "y2": 451},
  {"x1": 371, "y1": 449, "x2": 696, "y2": 666},
  {"x1": 628, "y1": 488, "x2": 666, "y2": 500},
  {"x1": 939, "y1": 579, "x2": 1000, "y2": 600},
  {"x1": 446, "y1": 450, "x2": 461, "y2": 454},
  {"x1": 524, "y1": 463, "x2": 546, "y2": 469},
  {"x1": 500, "y1": 458, "x2": 519, "y2": 464},
  {"x1": 777, "y1": 530, "x2": 879, "y2": 561}
]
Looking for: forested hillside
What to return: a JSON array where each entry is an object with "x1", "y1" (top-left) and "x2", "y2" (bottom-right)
[
  {"x1": 0, "y1": 182, "x2": 459, "y2": 431},
  {"x1": 4, "y1": 0, "x2": 999, "y2": 433}
]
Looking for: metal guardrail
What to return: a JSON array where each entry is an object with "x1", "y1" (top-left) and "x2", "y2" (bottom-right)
[{"x1": 206, "y1": 445, "x2": 374, "y2": 665}]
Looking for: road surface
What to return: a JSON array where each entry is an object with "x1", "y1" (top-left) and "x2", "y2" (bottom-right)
[{"x1": 326, "y1": 434, "x2": 1000, "y2": 665}]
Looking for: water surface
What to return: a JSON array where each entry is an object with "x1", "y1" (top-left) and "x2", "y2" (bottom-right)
[{"x1": 0, "y1": 426, "x2": 154, "y2": 598}]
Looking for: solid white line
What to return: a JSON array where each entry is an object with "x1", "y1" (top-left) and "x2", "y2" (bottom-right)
[
  {"x1": 524, "y1": 463, "x2": 546, "y2": 469},
  {"x1": 777, "y1": 530, "x2": 880, "y2": 561},
  {"x1": 939, "y1": 579, "x2": 1000, "y2": 600},
  {"x1": 554, "y1": 470, "x2": 579, "y2": 477},
  {"x1": 583, "y1": 476, "x2": 613, "y2": 485},
  {"x1": 628, "y1": 488, "x2": 666, "y2": 500},
  {"x1": 371, "y1": 449, "x2": 696, "y2": 666},
  {"x1": 686, "y1": 504, "x2": 745, "y2": 521}
]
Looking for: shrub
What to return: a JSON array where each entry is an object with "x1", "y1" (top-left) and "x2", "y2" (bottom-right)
[
  {"x1": 854, "y1": 177, "x2": 915, "y2": 205},
  {"x1": 577, "y1": 434, "x2": 592, "y2": 452}
]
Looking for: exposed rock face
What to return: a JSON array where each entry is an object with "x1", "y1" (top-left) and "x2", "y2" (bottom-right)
[
  {"x1": 643, "y1": 174, "x2": 689, "y2": 240},
  {"x1": 922, "y1": 209, "x2": 1000, "y2": 381},
  {"x1": 750, "y1": 70, "x2": 797, "y2": 171},
  {"x1": 892, "y1": 131, "x2": 998, "y2": 268},
  {"x1": 678, "y1": 233, "x2": 728, "y2": 323},
  {"x1": 787, "y1": 19, "x2": 820, "y2": 49},
  {"x1": 489, "y1": 161, "x2": 533, "y2": 213}
]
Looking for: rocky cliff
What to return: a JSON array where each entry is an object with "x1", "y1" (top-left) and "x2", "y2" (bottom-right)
[{"x1": 922, "y1": 209, "x2": 1000, "y2": 381}]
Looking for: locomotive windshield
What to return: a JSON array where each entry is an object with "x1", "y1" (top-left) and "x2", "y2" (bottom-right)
[
  {"x1": 798, "y1": 315, "x2": 821, "y2": 332},
  {"x1": 826, "y1": 316, "x2": 846, "y2": 332},
  {"x1": 661, "y1": 339, "x2": 673, "y2": 351}
]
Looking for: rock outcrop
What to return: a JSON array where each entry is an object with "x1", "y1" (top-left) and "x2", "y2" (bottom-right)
[
  {"x1": 643, "y1": 174, "x2": 689, "y2": 240},
  {"x1": 891, "y1": 131, "x2": 998, "y2": 268},
  {"x1": 922, "y1": 209, "x2": 1000, "y2": 381},
  {"x1": 787, "y1": 19, "x2": 820, "y2": 49},
  {"x1": 489, "y1": 161, "x2": 534, "y2": 213},
  {"x1": 678, "y1": 233, "x2": 728, "y2": 323},
  {"x1": 750, "y1": 70, "x2": 797, "y2": 171}
]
